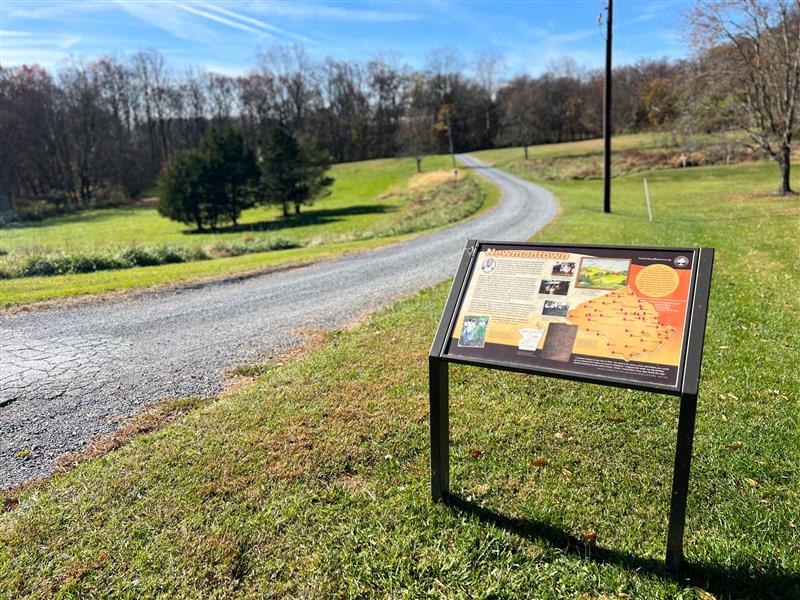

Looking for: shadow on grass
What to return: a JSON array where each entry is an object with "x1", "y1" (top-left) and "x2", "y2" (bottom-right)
[
  {"x1": 190, "y1": 203, "x2": 394, "y2": 235},
  {"x1": 5, "y1": 204, "x2": 153, "y2": 229},
  {"x1": 444, "y1": 494, "x2": 799, "y2": 599}
]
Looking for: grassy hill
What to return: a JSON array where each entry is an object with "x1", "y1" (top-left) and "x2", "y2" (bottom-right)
[
  {"x1": 474, "y1": 132, "x2": 792, "y2": 184},
  {"x1": 0, "y1": 156, "x2": 497, "y2": 307},
  {"x1": 1, "y1": 144, "x2": 797, "y2": 597}
]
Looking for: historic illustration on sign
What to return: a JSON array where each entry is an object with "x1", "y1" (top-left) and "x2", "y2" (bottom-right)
[
  {"x1": 551, "y1": 261, "x2": 576, "y2": 276},
  {"x1": 576, "y1": 257, "x2": 630, "y2": 290},
  {"x1": 542, "y1": 300, "x2": 569, "y2": 317},
  {"x1": 539, "y1": 279, "x2": 570, "y2": 295},
  {"x1": 540, "y1": 323, "x2": 578, "y2": 362},
  {"x1": 457, "y1": 315, "x2": 490, "y2": 348}
]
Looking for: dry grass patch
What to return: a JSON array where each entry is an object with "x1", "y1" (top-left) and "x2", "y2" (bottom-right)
[
  {"x1": 55, "y1": 395, "x2": 212, "y2": 472},
  {"x1": 509, "y1": 146, "x2": 764, "y2": 182},
  {"x1": 408, "y1": 169, "x2": 458, "y2": 191}
]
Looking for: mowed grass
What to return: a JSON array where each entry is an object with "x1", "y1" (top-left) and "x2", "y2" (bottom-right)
[
  {"x1": 472, "y1": 132, "x2": 703, "y2": 164},
  {"x1": 0, "y1": 157, "x2": 496, "y2": 307},
  {"x1": 1, "y1": 157, "x2": 799, "y2": 597}
]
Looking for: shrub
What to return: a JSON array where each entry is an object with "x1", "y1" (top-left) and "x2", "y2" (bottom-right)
[
  {"x1": 120, "y1": 247, "x2": 162, "y2": 267},
  {"x1": 207, "y1": 237, "x2": 300, "y2": 258},
  {"x1": 4, "y1": 238, "x2": 302, "y2": 280}
]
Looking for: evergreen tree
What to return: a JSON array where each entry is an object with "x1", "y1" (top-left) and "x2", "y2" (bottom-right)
[
  {"x1": 258, "y1": 124, "x2": 334, "y2": 217},
  {"x1": 157, "y1": 149, "x2": 213, "y2": 231},
  {"x1": 295, "y1": 134, "x2": 334, "y2": 215},
  {"x1": 201, "y1": 126, "x2": 259, "y2": 226}
]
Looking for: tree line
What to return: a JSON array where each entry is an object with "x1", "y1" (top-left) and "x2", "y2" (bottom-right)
[
  {"x1": 0, "y1": 48, "x2": 681, "y2": 217},
  {"x1": 1, "y1": 0, "x2": 797, "y2": 218}
]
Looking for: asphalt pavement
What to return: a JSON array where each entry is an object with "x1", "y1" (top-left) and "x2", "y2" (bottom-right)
[{"x1": 0, "y1": 154, "x2": 558, "y2": 488}]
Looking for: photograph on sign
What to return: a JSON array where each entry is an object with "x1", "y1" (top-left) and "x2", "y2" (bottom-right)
[{"x1": 442, "y1": 243, "x2": 697, "y2": 390}]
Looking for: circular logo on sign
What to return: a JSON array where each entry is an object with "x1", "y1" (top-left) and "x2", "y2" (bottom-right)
[
  {"x1": 481, "y1": 258, "x2": 496, "y2": 273},
  {"x1": 674, "y1": 256, "x2": 689, "y2": 268}
]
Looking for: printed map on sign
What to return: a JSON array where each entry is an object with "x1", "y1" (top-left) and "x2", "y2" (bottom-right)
[{"x1": 568, "y1": 287, "x2": 675, "y2": 361}]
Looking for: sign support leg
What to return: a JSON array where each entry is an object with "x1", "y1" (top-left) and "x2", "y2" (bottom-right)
[
  {"x1": 665, "y1": 391, "x2": 699, "y2": 576},
  {"x1": 429, "y1": 357, "x2": 450, "y2": 501}
]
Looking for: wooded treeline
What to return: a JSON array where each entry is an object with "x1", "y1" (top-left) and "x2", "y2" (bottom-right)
[
  {"x1": 0, "y1": 48, "x2": 689, "y2": 216},
  {"x1": 2, "y1": 0, "x2": 798, "y2": 217}
]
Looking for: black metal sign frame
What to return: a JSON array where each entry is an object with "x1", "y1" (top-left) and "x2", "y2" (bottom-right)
[{"x1": 428, "y1": 240, "x2": 714, "y2": 576}]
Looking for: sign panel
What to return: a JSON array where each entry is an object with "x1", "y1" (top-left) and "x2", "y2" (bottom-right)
[{"x1": 440, "y1": 242, "x2": 699, "y2": 393}]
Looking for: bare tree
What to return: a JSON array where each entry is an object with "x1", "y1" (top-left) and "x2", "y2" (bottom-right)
[
  {"x1": 368, "y1": 52, "x2": 406, "y2": 158},
  {"x1": 497, "y1": 75, "x2": 539, "y2": 159},
  {"x1": 687, "y1": 0, "x2": 800, "y2": 194},
  {"x1": 475, "y1": 49, "x2": 505, "y2": 146}
]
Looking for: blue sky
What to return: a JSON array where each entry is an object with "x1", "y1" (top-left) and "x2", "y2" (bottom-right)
[{"x1": 1, "y1": 1, "x2": 691, "y2": 76}]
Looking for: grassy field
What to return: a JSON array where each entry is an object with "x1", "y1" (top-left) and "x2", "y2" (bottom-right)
[
  {"x1": 1, "y1": 152, "x2": 798, "y2": 597},
  {"x1": 0, "y1": 156, "x2": 498, "y2": 307},
  {"x1": 1, "y1": 156, "x2": 454, "y2": 254},
  {"x1": 473, "y1": 132, "x2": 792, "y2": 183}
]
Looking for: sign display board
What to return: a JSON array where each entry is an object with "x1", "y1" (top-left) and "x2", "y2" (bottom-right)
[
  {"x1": 441, "y1": 243, "x2": 698, "y2": 394},
  {"x1": 429, "y1": 240, "x2": 714, "y2": 575}
]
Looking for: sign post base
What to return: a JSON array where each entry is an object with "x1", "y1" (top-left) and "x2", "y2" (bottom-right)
[
  {"x1": 665, "y1": 391, "x2": 699, "y2": 576},
  {"x1": 429, "y1": 356, "x2": 450, "y2": 501}
]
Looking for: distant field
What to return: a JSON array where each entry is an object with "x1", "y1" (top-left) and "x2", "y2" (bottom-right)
[
  {"x1": 474, "y1": 132, "x2": 673, "y2": 164},
  {"x1": 473, "y1": 132, "x2": 790, "y2": 182},
  {"x1": 2, "y1": 150, "x2": 797, "y2": 596},
  {"x1": 0, "y1": 156, "x2": 498, "y2": 307},
  {"x1": 0, "y1": 156, "x2": 454, "y2": 256}
]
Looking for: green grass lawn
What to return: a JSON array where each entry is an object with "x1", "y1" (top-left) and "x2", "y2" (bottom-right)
[
  {"x1": 0, "y1": 156, "x2": 497, "y2": 307},
  {"x1": 1, "y1": 156, "x2": 798, "y2": 597}
]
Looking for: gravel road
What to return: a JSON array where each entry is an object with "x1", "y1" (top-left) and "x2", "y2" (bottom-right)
[{"x1": 0, "y1": 155, "x2": 557, "y2": 488}]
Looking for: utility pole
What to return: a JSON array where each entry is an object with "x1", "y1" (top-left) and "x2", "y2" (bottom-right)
[{"x1": 603, "y1": 0, "x2": 613, "y2": 213}]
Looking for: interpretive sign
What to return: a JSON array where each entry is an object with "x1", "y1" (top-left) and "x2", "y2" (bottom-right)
[
  {"x1": 429, "y1": 240, "x2": 714, "y2": 575},
  {"x1": 443, "y1": 243, "x2": 699, "y2": 393}
]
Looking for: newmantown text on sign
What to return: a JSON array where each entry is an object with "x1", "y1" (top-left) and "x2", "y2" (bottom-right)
[{"x1": 429, "y1": 241, "x2": 714, "y2": 574}]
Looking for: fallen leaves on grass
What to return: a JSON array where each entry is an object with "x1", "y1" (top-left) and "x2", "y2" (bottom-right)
[
  {"x1": 604, "y1": 417, "x2": 626, "y2": 424},
  {"x1": 581, "y1": 530, "x2": 597, "y2": 546},
  {"x1": 530, "y1": 459, "x2": 549, "y2": 468},
  {"x1": 1, "y1": 497, "x2": 19, "y2": 512},
  {"x1": 469, "y1": 449, "x2": 484, "y2": 458},
  {"x1": 725, "y1": 442, "x2": 743, "y2": 451},
  {"x1": 692, "y1": 587, "x2": 717, "y2": 600}
]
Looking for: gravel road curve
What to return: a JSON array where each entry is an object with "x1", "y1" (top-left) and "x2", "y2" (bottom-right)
[{"x1": 0, "y1": 155, "x2": 557, "y2": 488}]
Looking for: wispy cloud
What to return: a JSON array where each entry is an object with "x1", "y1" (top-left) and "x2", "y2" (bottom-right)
[
  {"x1": 176, "y1": 3, "x2": 269, "y2": 37},
  {"x1": 244, "y1": 1, "x2": 423, "y2": 23},
  {"x1": 115, "y1": 0, "x2": 215, "y2": 41},
  {"x1": 203, "y1": 62, "x2": 251, "y2": 77},
  {"x1": 3, "y1": 2, "x2": 106, "y2": 20},
  {"x1": 196, "y1": 1, "x2": 312, "y2": 43},
  {"x1": 1, "y1": 31, "x2": 82, "y2": 67}
]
